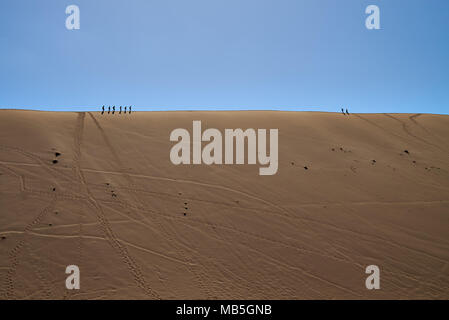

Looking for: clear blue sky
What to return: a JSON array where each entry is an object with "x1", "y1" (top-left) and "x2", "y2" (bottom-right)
[{"x1": 1, "y1": 0, "x2": 448, "y2": 114}]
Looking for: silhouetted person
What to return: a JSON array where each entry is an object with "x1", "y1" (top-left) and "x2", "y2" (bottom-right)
[
  {"x1": 124, "y1": 106, "x2": 127, "y2": 113},
  {"x1": 112, "y1": 106, "x2": 115, "y2": 115},
  {"x1": 102, "y1": 105, "x2": 104, "y2": 115},
  {"x1": 108, "y1": 106, "x2": 110, "y2": 114},
  {"x1": 341, "y1": 108, "x2": 345, "y2": 115},
  {"x1": 119, "y1": 106, "x2": 122, "y2": 114},
  {"x1": 346, "y1": 108, "x2": 350, "y2": 115},
  {"x1": 129, "y1": 106, "x2": 132, "y2": 114}
]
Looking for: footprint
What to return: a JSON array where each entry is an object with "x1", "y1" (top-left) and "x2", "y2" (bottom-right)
[{"x1": 338, "y1": 147, "x2": 351, "y2": 153}]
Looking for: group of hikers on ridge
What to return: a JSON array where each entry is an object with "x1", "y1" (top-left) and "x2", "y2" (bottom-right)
[
  {"x1": 102, "y1": 105, "x2": 348, "y2": 115},
  {"x1": 102, "y1": 105, "x2": 132, "y2": 115}
]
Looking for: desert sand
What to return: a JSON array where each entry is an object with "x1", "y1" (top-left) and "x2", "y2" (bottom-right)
[{"x1": 0, "y1": 109, "x2": 448, "y2": 299}]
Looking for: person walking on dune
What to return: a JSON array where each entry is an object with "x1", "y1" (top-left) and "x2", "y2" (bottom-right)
[
  {"x1": 346, "y1": 108, "x2": 350, "y2": 115},
  {"x1": 112, "y1": 106, "x2": 115, "y2": 115},
  {"x1": 124, "y1": 106, "x2": 127, "y2": 113},
  {"x1": 119, "y1": 106, "x2": 122, "y2": 114},
  {"x1": 129, "y1": 106, "x2": 132, "y2": 114},
  {"x1": 102, "y1": 105, "x2": 104, "y2": 115},
  {"x1": 108, "y1": 106, "x2": 110, "y2": 114},
  {"x1": 341, "y1": 108, "x2": 345, "y2": 115}
]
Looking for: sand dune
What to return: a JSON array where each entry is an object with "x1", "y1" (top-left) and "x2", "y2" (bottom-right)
[{"x1": 0, "y1": 109, "x2": 448, "y2": 299}]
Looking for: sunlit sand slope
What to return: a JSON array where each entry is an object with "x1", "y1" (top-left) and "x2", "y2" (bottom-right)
[{"x1": 0, "y1": 110, "x2": 448, "y2": 299}]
